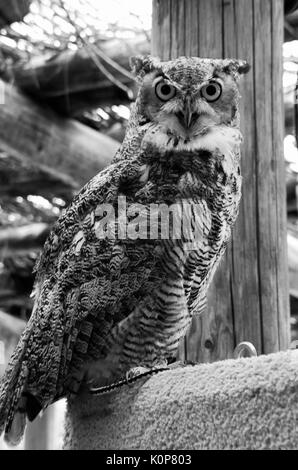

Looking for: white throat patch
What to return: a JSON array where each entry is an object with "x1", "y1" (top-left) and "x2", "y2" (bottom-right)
[{"x1": 142, "y1": 125, "x2": 242, "y2": 158}]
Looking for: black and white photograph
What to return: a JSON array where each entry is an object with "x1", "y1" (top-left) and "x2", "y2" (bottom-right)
[{"x1": 0, "y1": 0, "x2": 297, "y2": 452}]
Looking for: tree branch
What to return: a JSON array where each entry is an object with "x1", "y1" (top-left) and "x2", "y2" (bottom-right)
[
  {"x1": 0, "y1": 223, "x2": 51, "y2": 255},
  {"x1": 0, "y1": 80, "x2": 119, "y2": 187}
]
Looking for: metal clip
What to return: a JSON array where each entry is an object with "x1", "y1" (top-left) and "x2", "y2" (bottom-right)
[{"x1": 233, "y1": 341, "x2": 257, "y2": 359}]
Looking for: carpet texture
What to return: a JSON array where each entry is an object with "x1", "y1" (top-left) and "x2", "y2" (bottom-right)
[{"x1": 63, "y1": 350, "x2": 298, "y2": 450}]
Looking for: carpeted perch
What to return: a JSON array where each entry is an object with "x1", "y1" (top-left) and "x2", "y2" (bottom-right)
[{"x1": 64, "y1": 350, "x2": 298, "y2": 450}]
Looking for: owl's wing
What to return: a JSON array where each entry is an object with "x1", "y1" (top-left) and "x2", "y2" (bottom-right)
[
  {"x1": 0, "y1": 158, "x2": 164, "y2": 443},
  {"x1": 182, "y1": 196, "x2": 231, "y2": 318}
]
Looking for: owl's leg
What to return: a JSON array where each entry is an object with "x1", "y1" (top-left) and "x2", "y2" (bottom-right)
[
  {"x1": 84, "y1": 354, "x2": 120, "y2": 389},
  {"x1": 96, "y1": 271, "x2": 191, "y2": 384}
]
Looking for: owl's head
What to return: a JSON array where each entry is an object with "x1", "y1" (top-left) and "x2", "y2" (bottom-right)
[{"x1": 130, "y1": 55, "x2": 249, "y2": 152}]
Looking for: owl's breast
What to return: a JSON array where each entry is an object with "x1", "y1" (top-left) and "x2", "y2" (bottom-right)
[
  {"x1": 119, "y1": 148, "x2": 241, "y2": 251},
  {"x1": 136, "y1": 148, "x2": 240, "y2": 205}
]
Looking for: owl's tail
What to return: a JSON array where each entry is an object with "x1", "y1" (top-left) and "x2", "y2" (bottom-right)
[{"x1": 0, "y1": 328, "x2": 32, "y2": 446}]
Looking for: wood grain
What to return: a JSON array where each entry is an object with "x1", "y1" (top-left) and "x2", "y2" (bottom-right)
[
  {"x1": 272, "y1": 0, "x2": 291, "y2": 350},
  {"x1": 231, "y1": 0, "x2": 263, "y2": 354}
]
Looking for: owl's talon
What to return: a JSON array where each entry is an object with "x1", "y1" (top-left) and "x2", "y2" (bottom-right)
[{"x1": 125, "y1": 367, "x2": 151, "y2": 385}]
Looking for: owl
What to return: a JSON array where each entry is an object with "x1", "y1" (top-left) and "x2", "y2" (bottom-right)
[{"x1": 0, "y1": 55, "x2": 249, "y2": 445}]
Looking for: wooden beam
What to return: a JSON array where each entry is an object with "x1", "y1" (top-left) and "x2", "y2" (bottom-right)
[
  {"x1": 64, "y1": 350, "x2": 298, "y2": 450},
  {"x1": 0, "y1": 310, "x2": 26, "y2": 338},
  {"x1": 0, "y1": 147, "x2": 78, "y2": 200},
  {"x1": 7, "y1": 37, "x2": 149, "y2": 116},
  {"x1": 0, "y1": 0, "x2": 31, "y2": 27},
  {"x1": 0, "y1": 223, "x2": 51, "y2": 255},
  {"x1": 152, "y1": 0, "x2": 290, "y2": 360},
  {"x1": 0, "y1": 80, "x2": 119, "y2": 187}
]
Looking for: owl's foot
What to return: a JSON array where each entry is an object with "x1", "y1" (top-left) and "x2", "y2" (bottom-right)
[
  {"x1": 125, "y1": 363, "x2": 169, "y2": 384},
  {"x1": 125, "y1": 366, "x2": 151, "y2": 382}
]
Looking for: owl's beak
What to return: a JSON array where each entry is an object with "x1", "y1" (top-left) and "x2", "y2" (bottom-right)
[
  {"x1": 176, "y1": 103, "x2": 197, "y2": 129},
  {"x1": 184, "y1": 107, "x2": 193, "y2": 128}
]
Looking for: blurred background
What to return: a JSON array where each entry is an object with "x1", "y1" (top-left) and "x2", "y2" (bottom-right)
[{"x1": 0, "y1": 0, "x2": 297, "y2": 450}]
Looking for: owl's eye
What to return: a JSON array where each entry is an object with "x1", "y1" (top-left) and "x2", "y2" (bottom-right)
[
  {"x1": 155, "y1": 81, "x2": 176, "y2": 101},
  {"x1": 201, "y1": 81, "x2": 222, "y2": 102}
]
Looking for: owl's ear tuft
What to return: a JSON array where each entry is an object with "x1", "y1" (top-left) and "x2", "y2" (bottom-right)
[
  {"x1": 237, "y1": 60, "x2": 250, "y2": 75},
  {"x1": 222, "y1": 59, "x2": 250, "y2": 77},
  {"x1": 130, "y1": 55, "x2": 161, "y2": 81}
]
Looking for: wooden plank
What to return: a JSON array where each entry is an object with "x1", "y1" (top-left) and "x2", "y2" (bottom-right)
[
  {"x1": 230, "y1": 0, "x2": 263, "y2": 352},
  {"x1": 197, "y1": 0, "x2": 223, "y2": 58},
  {"x1": 254, "y1": 0, "x2": 281, "y2": 353},
  {"x1": 223, "y1": 0, "x2": 236, "y2": 58},
  {"x1": 0, "y1": 80, "x2": 119, "y2": 188},
  {"x1": 185, "y1": 0, "x2": 199, "y2": 56},
  {"x1": 152, "y1": 0, "x2": 172, "y2": 59},
  {"x1": 272, "y1": 0, "x2": 291, "y2": 350},
  {"x1": 170, "y1": 0, "x2": 186, "y2": 58},
  {"x1": 187, "y1": 262, "x2": 235, "y2": 363}
]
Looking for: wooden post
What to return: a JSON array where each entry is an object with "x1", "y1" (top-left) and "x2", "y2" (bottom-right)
[{"x1": 152, "y1": 0, "x2": 290, "y2": 361}]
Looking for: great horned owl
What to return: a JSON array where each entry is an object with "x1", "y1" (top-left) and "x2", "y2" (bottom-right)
[{"x1": 0, "y1": 55, "x2": 249, "y2": 444}]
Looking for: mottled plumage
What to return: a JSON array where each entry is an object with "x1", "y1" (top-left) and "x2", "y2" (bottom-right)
[{"x1": 0, "y1": 55, "x2": 249, "y2": 445}]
